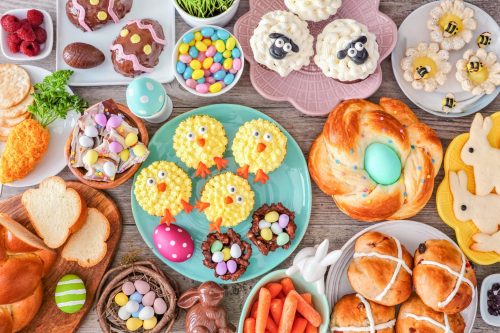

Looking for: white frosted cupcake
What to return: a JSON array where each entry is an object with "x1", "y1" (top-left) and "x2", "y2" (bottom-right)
[
  {"x1": 314, "y1": 19, "x2": 379, "y2": 81},
  {"x1": 456, "y1": 48, "x2": 500, "y2": 95},
  {"x1": 401, "y1": 42, "x2": 452, "y2": 92},
  {"x1": 284, "y1": 0, "x2": 342, "y2": 22},
  {"x1": 250, "y1": 10, "x2": 314, "y2": 77},
  {"x1": 427, "y1": 0, "x2": 477, "y2": 51}
]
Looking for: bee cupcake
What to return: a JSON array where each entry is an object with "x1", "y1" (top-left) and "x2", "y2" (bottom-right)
[
  {"x1": 231, "y1": 119, "x2": 287, "y2": 184},
  {"x1": 173, "y1": 115, "x2": 228, "y2": 178},
  {"x1": 456, "y1": 48, "x2": 500, "y2": 95},
  {"x1": 134, "y1": 161, "x2": 193, "y2": 225}
]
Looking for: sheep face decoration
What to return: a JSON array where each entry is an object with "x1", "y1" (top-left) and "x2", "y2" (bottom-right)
[
  {"x1": 286, "y1": 239, "x2": 342, "y2": 294},
  {"x1": 268, "y1": 33, "x2": 299, "y2": 60},
  {"x1": 460, "y1": 113, "x2": 500, "y2": 196},
  {"x1": 337, "y1": 36, "x2": 369, "y2": 65}
]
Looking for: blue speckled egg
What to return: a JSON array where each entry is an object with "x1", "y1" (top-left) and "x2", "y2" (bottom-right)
[
  {"x1": 126, "y1": 77, "x2": 166, "y2": 118},
  {"x1": 364, "y1": 143, "x2": 402, "y2": 185}
]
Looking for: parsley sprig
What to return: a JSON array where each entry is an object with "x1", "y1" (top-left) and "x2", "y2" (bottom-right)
[{"x1": 28, "y1": 70, "x2": 87, "y2": 127}]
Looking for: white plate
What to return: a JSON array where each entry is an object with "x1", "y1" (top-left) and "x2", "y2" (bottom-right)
[
  {"x1": 55, "y1": 0, "x2": 175, "y2": 86},
  {"x1": 325, "y1": 220, "x2": 478, "y2": 333},
  {"x1": 391, "y1": 1, "x2": 500, "y2": 117},
  {"x1": 479, "y1": 273, "x2": 500, "y2": 327},
  {"x1": 0, "y1": 65, "x2": 79, "y2": 188}
]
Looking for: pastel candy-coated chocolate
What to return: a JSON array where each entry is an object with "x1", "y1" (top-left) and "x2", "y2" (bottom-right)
[
  {"x1": 229, "y1": 68, "x2": 238, "y2": 74},
  {"x1": 211, "y1": 32, "x2": 219, "y2": 41},
  {"x1": 84, "y1": 149, "x2": 98, "y2": 165},
  {"x1": 211, "y1": 240, "x2": 223, "y2": 252},
  {"x1": 213, "y1": 70, "x2": 226, "y2": 81},
  {"x1": 223, "y1": 58, "x2": 232, "y2": 70},
  {"x1": 125, "y1": 300, "x2": 140, "y2": 313},
  {"x1": 95, "y1": 113, "x2": 107, "y2": 127},
  {"x1": 215, "y1": 40, "x2": 226, "y2": 53},
  {"x1": 207, "y1": 77, "x2": 216, "y2": 84},
  {"x1": 364, "y1": 142, "x2": 402, "y2": 185},
  {"x1": 224, "y1": 73, "x2": 235, "y2": 85},
  {"x1": 223, "y1": 50, "x2": 232, "y2": 58},
  {"x1": 227, "y1": 259, "x2": 237, "y2": 274},
  {"x1": 206, "y1": 45, "x2": 216, "y2": 57},
  {"x1": 271, "y1": 223, "x2": 283, "y2": 235},
  {"x1": 109, "y1": 141, "x2": 123, "y2": 153},
  {"x1": 232, "y1": 48, "x2": 241, "y2": 58},
  {"x1": 79, "y1": 135, "x2": 93, "y2": 148},
  {"x1": 230, "y1": 243, "x2": 241, "y2": 258},
  {"x1": 129, "y1": 291, "x2": 143, "y2": 303},
  {"x1": 125, "y1": 133, "x2": 138, "y2": 147},
  {"x1": 189, "y1": 46, "x2": 199, "y2": 58},
  {"x1": 186, "y1": 79, "x2": 197, "y2": 89},
  {"x1": 84, "y1": 126, "x2": 98, "y2": 137},
  {"x1": 258, "y1": 220, "x2": 271, "y2": 229},
  {"x1": 204, "y1": 69, "x2": 211, "y2": 77},
  {"x1": 216, "y1": 261, "x2": 228, "y2": 275},
  {"x1": 265, "y1": 211, "x2": 279, "y2": 223},
  {"x1": 203, "y1": 57, "x2": 214, "y2": 69},
  {"x1": 222, "y1": 247, "x2": 231, "y2": 261},
  {"x1": 201, "y1": 27, "x2": 214, "y2": 37},
  {"x1": 195, "y1": 41, "x2": 207, "y2": 52},
  {"x1": 277, "y1": 233, "x2": 290, "y2": 246},
  {"x1": 107, "y1": 115, "x2": 122, "y2": 129},
  {"x1": 183, "y1": 67, "x2": 194, "y2": 80},
  {"x1": 179, "y1": 54, "x2": 192, "y2": 64},
  {"x1": 142, "y1": 291, "x2": 156, "y2": 306},
  {"x1": 217, "y1": 29, "x2": 230, "y2": 40},
  {"x1": 260, "y1": 228, "x2": 273, "y2": 241},
  {"x1": 183, "y1": 32, "x2": 195, "y2": 43},
  {"x1": 134, "y1": 280, "x2": 151, "y2": 295},
  {"x1": 122, "y1": 281, "x2": 135, "y2": 295},
  {"x1": 126, "y1": 317, "x2": 143, "y2": 331},
  {"x1": 132, "y1": 304, "x2": 144, "y2": 318},
  {"x1": 197, "y1": 52, "x2": 207, "y2": 62},
  {"x1": 176, "y1": 61, "x2": 186, "y2": 74},
  {"x1": 179, "y1": 43, "x2": 189, "y2": 54},
  {"x1": 212, "y1": 251, "x2": 224, "y2": 263},
  {"x1": 213, "y1": 52, "x2": 223, "y2": 63},
  {"x1": 192, "y1": 69, "x2": 204, "y2": 80},
  {"x1": 197, "y1": 78, "x2": 206, "y2": 84},
  {"x1": 55, "y1": 274, "x2": 86, "y2": 314},
  {"x1": 226, "y1": 37, "x2": 236, "y2": 50},
  {"x1": 120, "y1": 149, "x2": 130, "y2": 161},
  {"x1": 190, "y1": 59, "x2": 202, "y2": 70},
  {"x1": 233, "y1": 58, "x2": 242, "y2": 70},
  {"x1": 118, "y1": 305, "x2": 131, "y2": 320},
  {"x1": 133, "y1": 144, "x2": 148, "y2": 157},
  {"x1": 210, "y1": 62, "x2": 222, "y2": 73},
  {"x1": 194, "y1": 31, "x2": 203, "y2": 40},
  {"x1": 153, "y1": 298, "x2": 167, "y2": 314},
  {"x1": 143, "y1": 316, "x2": 158, "y2": 330},
  {"x1": 103, "y1": 161, "x2": 116, "y2": 178},
  {"x1": 196, "y1": 84, "x2": 209, "y2": 93},
  {"x1": 209, "y1": 82, "x2": 222, "y2": 93},
  {"x1": 139, "y1": 306, "x2": 155, "y2": 320}
]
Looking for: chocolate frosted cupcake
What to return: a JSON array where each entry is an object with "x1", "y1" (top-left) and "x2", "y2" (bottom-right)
[
  {"x1": 201, "y1": 228, "x2": 252, "y2": 281},
  {"x1": 247, "y1": 203, "x2": 296, "y2": 255}
]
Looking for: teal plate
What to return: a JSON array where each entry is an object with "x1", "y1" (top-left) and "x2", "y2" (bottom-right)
[{"x1": 131, "y1": 104, "x2": 312, "y2": 283}]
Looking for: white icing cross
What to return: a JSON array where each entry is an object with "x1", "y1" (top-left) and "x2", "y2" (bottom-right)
[
  {"x1": 353, "y1": 237, "x2": 412, "y2": 301},
  {"x1": 404, "y1": 313, "x2": 453, "y2": 333}
]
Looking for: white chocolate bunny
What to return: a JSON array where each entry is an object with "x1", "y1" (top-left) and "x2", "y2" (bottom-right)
[
  {"x1": 460, "y1": 113, "x2": 500, "y2": 196},
  {"x1": 471, "y1": 232, "x2": 500, "y2": 255},
  {"x1": 286, "y1": 239, "x2": 342, "y2": 294},
  {"x1": 449, "y1": 170, "x2": 500, "y2": 234}
]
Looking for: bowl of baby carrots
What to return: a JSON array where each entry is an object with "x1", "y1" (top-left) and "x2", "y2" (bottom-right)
[{"x1": 239, "y1": 269, "x2": 330, "y2": 333}]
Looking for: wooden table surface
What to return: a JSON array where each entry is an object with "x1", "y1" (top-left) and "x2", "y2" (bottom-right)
[{"x1": 1, "y1": 0, "x2": 499, "y2": 332}]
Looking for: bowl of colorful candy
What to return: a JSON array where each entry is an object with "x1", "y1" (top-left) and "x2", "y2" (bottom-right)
[{"x1": 173, "y1": 25, "x2": 244, "y2": 97}]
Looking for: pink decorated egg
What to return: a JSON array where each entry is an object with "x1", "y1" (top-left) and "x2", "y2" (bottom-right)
[{"x1": 153, "y1": 224, "x2": 194, "y2": 262}]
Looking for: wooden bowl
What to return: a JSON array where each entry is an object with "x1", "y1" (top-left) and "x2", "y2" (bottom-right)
[{"x1": 64, "y1": 102, "x2": 149, "y2": 189}]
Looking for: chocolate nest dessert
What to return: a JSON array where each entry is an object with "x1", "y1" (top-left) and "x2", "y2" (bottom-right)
[
  {"x1": 201, "y1": 228, "x2": 252, "y2": 281},
  {"x1": 247, "y1": 203, "x2": 296, "y2": 255}
]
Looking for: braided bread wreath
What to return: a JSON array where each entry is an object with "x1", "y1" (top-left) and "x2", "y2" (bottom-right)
[{"x1": 309, "y1": 98, "x2": 443, "y2": 222}]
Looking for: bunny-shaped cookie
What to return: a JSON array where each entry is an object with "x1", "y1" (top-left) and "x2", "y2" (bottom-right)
[
  {"x1": 449, "y1": 170, "x2": 500, "y2": 234},
  {"x1": 286, "y1": 239, "x2": 341, "y2": 294},
  {"x1": 472, "y1": 231, "x2": 500, "y2": 255},
  {"x1": 177, "y1": 282, "x2": 235, "y2": 333},
  {"x1": 461, "y1": 113, "x2": 500, "y2": 196}
]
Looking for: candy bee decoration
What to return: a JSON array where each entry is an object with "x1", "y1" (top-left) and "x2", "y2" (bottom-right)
[
  {"x1": 477, "y1": 31, "x2": 492, "y2": 48},
  {"x1": 441, "y1": 93, "x2": 457, "y2": 113}
]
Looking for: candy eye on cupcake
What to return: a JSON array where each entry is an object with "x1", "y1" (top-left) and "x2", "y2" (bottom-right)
[
  {"x1": 456, "y1": 48, "x2": 500, "y2": 95},
  {"x1": 337, "y1": 36, "x2": 369, "y2": 65},
  {"x1": 268, "y1": 33, "x2": 299, "y2": 59}
]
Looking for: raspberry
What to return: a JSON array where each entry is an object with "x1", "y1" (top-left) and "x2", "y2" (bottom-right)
[
  {"x1": 20, "y1": 40, "x2": 40, "y2": 56},
  {"x1": 27, "y1": 9, "x2": 44, "y2": 26},
  {"x1": 1, "y1": 15, "x2": 21, "y2": 33},
  {"x1": 7, "y1": 33, "x2": 22, "y2": 46},
  {"x1": 33, "y1": 26, "x2": 47, "y2": 43},
  {"x1": 16, "y1": 23, "x2": 36, "y2": 42},
  {"x1": 7, "y1": 40, "x2": 20, "y2": 53}
]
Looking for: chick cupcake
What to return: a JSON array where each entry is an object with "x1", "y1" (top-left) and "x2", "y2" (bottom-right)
[
  {"x1": 250, "y1": 10, "x2": 314, "y2": 77},
  {"x1": 401, "y1": 42, "x2": 452, "y2": 92},
  {"x1": 196, "y1": 172, "x2": 255, "y2": 232},
  {"x1": 284, "y1": 0, "x2": 342, "y2": 22},
  {"x1": 314, "y1": 19, "x2": 380, "y2": 81},
  {"x1": 427, "y1": 0, "x2": 477, "y2": 51},
  {"x1": 231, "y1": 119, "x2": 287, "y2": 184},
  {"x1": 134, "y1": 161, "x2": 193, "y2": 225},
  {"x1": 456, "y1": 48, "x2": 500, "y2": 95},
  {"x1": 173, "y1": 115, "x2": 228, "y2": 178}
]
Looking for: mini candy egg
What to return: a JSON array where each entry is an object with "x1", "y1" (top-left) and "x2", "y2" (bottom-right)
[
  {"x1": 183, "y1": 67, "x2": 193, "y2": 79},
  {"x1": 107, "y1": 115, "x2": 122, "y2": 129},
  {"x1": 122, "y1": 281, "x2": 136, "y2": 295},
  {"x1": 258, "y1": 220, "x2": 271, "y2": 229},
  {"x1": 206, "y1": 46, "x2": 216, "y2": 57},
  {"x1": 265, "y1": 211, "x2": 279, "y2": 223},
  {"x1": 186, "y1": 79, "x2": 197, "y2": 89},
  {"x1": 190, "y1": 59, "x2": 202, "y2": 70},
  {"x1": 143, "y1": 316, "x2": 158, "y2": 330},
  {"x1": 230, "y1": 243, "x2": 241, "y2": 259},
  {"x1": 277, "y1": 233, "x2": 290, "y2": 246},
  {"x1": 278, "y1": 214, "x2": 289, "y2": 228},
  {"x1": 215, "y1": 40, "x2": 226, "y2": 53},
  {"x1": 132, "y1": 304, "x2": 144, "y2": 318},
  {"x1": 217, "y1": 29, "x2": 230, "y2": 40},
  {"x1": 109, "y1": 141, "x2": 123, "y2": 153},
  {"x1": 153, "y1": 298, "x2": 167, "y2": 315},
  {"x1": 183, "y1": 32, "x2": 195, "y2": 44},
  {"x1": 233, "y1": 58, "x2": 242, "y2": 71},
  {"x1": 211, "y1": 240, "x2": 223, "y2": 253},
  {"x1": 213, "y1": 70, "x2": 226, "y2": 81},
  {"x1": 133, "y1": 144, "x2": 148, "y2": 157},
  {"x1": 180, "y1": 54, "x2": 192, "y2": 64},
  {"x1": 213, "y1": 52, "x2": 223, "y2": 63},
  {"x1": 125, "y1": 132, "x2": 139, "y2": 147},
  {"x1": 78, "y1": 135, "x2": 94, "y2": 148},
  {"x1": 120, "y1": 149, "x2": 130, "y2": 162},
  {"x1": 95, "y1": 113, "x2": 107, "y2": 127},
  {"x1": 201, "y1": 27, "x2": 214, "y2": 37},
  {"x1": 129, "y1": 291, "x2": 143, "y2": 303},
  {"x1": 271, "y1": 223, "x2": 283, "y2": 235},
  {"x1": 212, "y1": 251, "x2": 224, "y2": 263},
  {"x1": 179, "y1": 43, "x2": 189, "y2": 54},
  {"x1": 103, "y1": 161, "x2": 116, "y2": 178},
  {"x1": 195, "y1": 41, "x2": 207, "y2": 52},
  {"x1": 142, "y1": 291, "x2": 156, "y2": 307},
  {"x1": 209, "y1": 82, "x2": 222, "y2": 93},
  {"x1": 196, "y1": 84, "x2": 209, "y2": 94},
  {"x1": 224, "y1": 73, "x2": 235, "y2": 85},
  {"x1": 226, "y1": 37, "x2": 236, "y2": 50},
  {"x1": 114, "y1": 292, "x2": 129, "y2": 306},
  {"x1": 126, "y1": 317, "x2": 143, "y2": 331},
  {"x1": 55, "y1": 274, "x2": 86, "y2": 314},
  {"x1": 83, "y1": 149, "x2": 98, "y2": 165},
  {"x1": 127, "y1": 77, "x2": 166, "y2": 118},
  {"x1": 223, "y1": 50, "x2": 232, "y2": 58},
  {"x1": 84, "y1": 126, "x2": 98, "y2": 138},
  {"x1": 192, "y1": 69, "x2": 204, "y2": 80},
  {"x1": 232, "y1": 48, "x2": 241, "y2": 58},
  {"x1": 177, "y1": 61, "x2": 187, "y2": 74},
  {"x1": 118, "y1": 305, "x2": 131, "y2": 320},
  {"x1": 364, "y1": 143, "x2": 402, "y2": 185},
  {"x1": 222, "y1": 247, "x2": 231, "y2": 261},
  {"x1": 227, "y1": 259, "x2": 238, "y2": 274},
  {"x1": 153, "y1": 224, "x2": 194, "y2": 262},
  {"x1": 216, "y1": 261, "x2": 228, "y2": 275},
  {"x1": 134, "y1": 280, "x2": 151, "y2": 295},
  {"x1": 189, "y1": 46, "x2": 199, "y2": 58},
  {"x1": 203, "y1": 57, "x2": 214, "y2": 69},
  {"x1": 194, "y1": 31, "x2": 203, "y2": 41},
  {"x1": 125, "y1": 300, "x2": 140, "y2": 313},
  {"x1": 260, "y1": 228, "x2": 273, "y2": 241},
  {"x1": 139, "y1": 306, "x2": 155, "y2": 320}
]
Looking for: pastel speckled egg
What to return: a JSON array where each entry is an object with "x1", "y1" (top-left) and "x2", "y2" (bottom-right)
[
  {"x1": 118, "y1": 305, "x2": 131, "y2": 320},
  {"x1": 143, "y1": 316, "x2": 158, "y2": 330},
  {"x1": 103, "y1": 161, "x2": 116, "y2": 178},
  {"x1": 129, "y1": 292, "x2": 143, "y2": 303},
  {"x1": 134, "y1": 280, "x2": 151, "y2": 295},
  {"x1": 114, "y1": 292, "x2": 128, "y2": 306},
  {"x1": 122, "y1": 281, "x2": 135, "y2": 295},
  {"x1": 153, "y1": 224, "x2": 194, "y2": 262},
  {"x1": 125, "y1": 300, "x2": 140, "y2": 313},
  {"x1": 153, "y1": 298, "x2": 167, "y2": 314},
  {"x1": 142, "y1": 291, "x2": 156, "y2": 306},
  {"x1": 127, "y1": 77, "x2": 166, "y2": 118},
  {"x1": 126, "y1": 317, "x2": 143, "y2": 331},
  {"x1": 55, "y1": 274, "x2": 86, "y2": 314},
  {"x1": 139, "y1": 306, "x2": 155, "y2": 320},
  {"x1": 364, "y1": 143, "x2": 402, "y2": 185},
  {"x1": 95, "y1": 113, "x2": 107, "y2": 127}
]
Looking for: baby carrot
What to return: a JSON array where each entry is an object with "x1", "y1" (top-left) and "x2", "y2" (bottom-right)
[
  {"x1": 270, "y1": 298, "x2": 284, "y2": 324},
  {"x1": 244, "y1": 318, "x2": 256, "y2": 333},
  {"x1": 280, "y1": 277, "x2": 296, "y2": 295},
  {"x1": 278, "y1": 293, "x2": 298, "y2": 333},
  {"x1": 266, "y1": 317, "x2": 279, "y2": 333},
  {"x1": 256, "y1": 287, "x2": 272, "y2": 333},
  {"x1": 251, "y1": 298, "x2": 259, "y2": 318},
  {"x1": 266, "y1": 282, "x2": 283, "y2": 298},
  {"x1": 289, "y1": 290, "x2": 322, "y2": 327},
  {"x1": 300, "y1": 293, "x2": 312, "y2": 304},
  {"x1": 300, "y1": 294, "x2": 318, "y2": 333},
  {"x1": 291, "y1": 317, "x2": 308, "y2": 333}
]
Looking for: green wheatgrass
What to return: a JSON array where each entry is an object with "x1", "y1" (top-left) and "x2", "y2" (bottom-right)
[{"x1": 176, "y1": 0, "x2": 235, "y2": 18}]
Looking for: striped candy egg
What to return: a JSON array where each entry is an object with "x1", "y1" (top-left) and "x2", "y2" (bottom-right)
[{"x1": 55, "y1": 274, "x2": 87, "y2": 314}]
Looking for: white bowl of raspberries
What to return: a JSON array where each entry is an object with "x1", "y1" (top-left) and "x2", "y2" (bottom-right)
[{"x1": 0, "y1": 8, "x2": 53, "y2": 61}]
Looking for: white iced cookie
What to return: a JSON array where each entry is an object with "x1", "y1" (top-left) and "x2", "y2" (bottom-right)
[
  {"x1": 314, "y1": 19, "x2": 379, "y2": 81},
  {"x1": 456, "y1": 48, "x2": 500, "y2": 95},
  {"x1": 401, "y1": 42, "x2": 452, "y2": 92},
  {"x1": 250, "y1": 10, "x2": 314, "y2": 77},
  {"x1": 427, "y1": 0, "x2": 477, "y2": 51},
  {"x1": 284, "y1": 0, "x2": 342, "y2": 22}
]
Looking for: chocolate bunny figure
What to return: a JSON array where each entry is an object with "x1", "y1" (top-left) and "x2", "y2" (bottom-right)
[{"x1": 178, "y1": 282, "x2": 236, "y2": 333}]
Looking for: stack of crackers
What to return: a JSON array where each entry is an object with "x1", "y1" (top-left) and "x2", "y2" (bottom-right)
[{"x1": 0, "y1": 64, "x2": 33, "y2": 141}]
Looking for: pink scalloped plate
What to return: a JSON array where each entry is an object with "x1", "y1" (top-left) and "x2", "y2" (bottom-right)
[{"x1": 234, "y1": 0, "x2": 397, "y2": 116}]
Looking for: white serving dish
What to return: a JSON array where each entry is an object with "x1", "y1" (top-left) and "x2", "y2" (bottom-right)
[
  {"x1": 325, "y1": 220, "x2": 478, "y2": 333},
  {"x1": 171, "y1": 0, "x2": 240, "y2": 28},
  {"x1": 391, "y1": 1, "x2": 500, "y2": 117},
  {"x1": 0, "y1": 8, "x2": 53, "y2": 61},
  {"x1": 55, "y1": 0, "x2": 175, "y2": 86},
  {"x1": 480, "y1": 273, "x2": 500, "y2": 327}
]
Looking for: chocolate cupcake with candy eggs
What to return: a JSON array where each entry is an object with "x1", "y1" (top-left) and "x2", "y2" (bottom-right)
[
  {"x1": 66, "y1": 0, "x2": 133, "y2": 32},
  {"x1": 348, "y1": 231, "x2": 413, "y2": 306},
  {"x1": 413, "y1": 239, "x2": 476, "y2": 314}
]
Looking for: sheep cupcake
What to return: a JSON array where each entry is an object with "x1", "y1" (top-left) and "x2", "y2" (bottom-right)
[
  {"x1": 314, "y1": 19, "x2": 380, "y2": 82},
  {"x1": 456, "y1": 48, "x2": 500, "y2": 95},
  {"x1": 250, "y1": 10, "x2": 314, "y2": 77},
  {"x1": 284, "y1": 0, "x2": 342, "y2": 22}
]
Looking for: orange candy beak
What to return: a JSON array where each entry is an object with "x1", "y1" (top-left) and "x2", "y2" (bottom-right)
[
  {"x1": 197, "y1": 137, "x2": 206, "y2": 147},
  {"x1": 157, "y1": 182, "x2": 167, "y2": 192},
  {"x1": 224, "y1": 196, "x2": 234, "y2": 205},
  {"x1": 257, "y1": 142, "x2": 267, "y2": 153}
]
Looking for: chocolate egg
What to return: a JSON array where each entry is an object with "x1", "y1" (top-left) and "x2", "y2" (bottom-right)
[
  {"x1": 134, "y1": 280, "x2": 151, "y2": 295},
  {"x1": 84, "y1": 126, "x2": 98, "y2": 137},
  {"x1": 79, "y1": 135, "x2": 94, "y2": 148},
  {"x1": 103, "y1": 161, "x2": 116, "y2": 178},
  {"x1": 153, "y1": 298, "x2": 167, "y2": 315},
  {"x1": 122, "y1": 281, "x2": 135, "y2": 295},
  {"x1": 142, "y1": 291, "x2": 156, "y2": 306},
  {"x1": 109, "y1": 141, "x2": 124, "y2": 153},
  {"x1": 153, "y1": 224, "x2": 194, "y2": 262},
  {"x1": 95, "y1": 113, "x2": 107, "y2": 127}
]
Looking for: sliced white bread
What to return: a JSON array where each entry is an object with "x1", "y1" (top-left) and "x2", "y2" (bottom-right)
[
  {"x1": 61, "y1": 208, "x2": 110, "y2": 267},
  {"x1": 21, "y1": 176, "x2": 87, "y2": 249}
]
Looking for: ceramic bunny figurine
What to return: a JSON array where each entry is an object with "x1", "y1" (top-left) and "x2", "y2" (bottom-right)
[
  {"x1": 286, "y1": 239, "x2": 342, "y2": 294},
  {"x1": 472, "y1": 231, "x2": 500, "y2": 255},
  {"x1": 177, "y1": 281, "x2": 235, "y2": 333},
  {"x1": 449, "y1": 170, "x2": 500, "y2": 234},
  {"x1": 460, "y1": 113, "x2": 500, "y2": 196}
]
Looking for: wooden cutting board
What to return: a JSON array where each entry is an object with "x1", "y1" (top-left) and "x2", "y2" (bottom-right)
[{"x1": 0, "y1": 181, "x2": 122, "y2": 333}]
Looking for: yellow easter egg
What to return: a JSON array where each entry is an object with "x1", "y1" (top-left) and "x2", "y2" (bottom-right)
[
  {"x1": 202, "y1": 38, "x2": 212, "y2": 46},
  {"x1": 260, "y1": 228, "x2": 273, "y2": 241},
  {"x1": 226, "y1": 37, "x2": 236, "y2": 50},
  {"x1": 120, "y1": 149, "x2": 130, "y2": 162},
  {"x1": 215, "y1": 40, "x2": 226, "y2": 53},
  {"x1": 223, "y1": 58, "x2": 233, "y2": 70},
  {"x1": 264, "y1": 211, "x2": 279, "y2": 223},
  {"x1": 143, "y1": 316, "x2": 158, "y2": 330},
  {"x1": 209, "y1": 82, "x2": 222, "y2": 93},
  {"x1": 190, "y1": 59, "x2": 202, "y2": 70},
  {"x1": 192, "y1": 69, "x2": 204, "y2": 80},
  {"x1": 125, "y1": 133, "x2": 139, "y2": 147},
  {"x1": 126, "y1": 318, "x2": 143, "y2": 331},
  {"x1": 114, "y1": 292, "x2": 128, "y2": 307},
  {"x1": 223, "y1": 50, "x2": 232, "y2": 58},
  {"x1": 133, "y1": 144, "x2": 148, "y2": 157},
  {"x1": 222, "y1": 247, "x2": 231, "y2": 261},
  {"x1": 202, "y1": 57, "x2": 214, "y2": 69},
  {"x1": 179, "y1": 43, "x2": 189, "y2": 54},
  {"x1": 194, "y1": 31, "x2": 203, "y2": 41},
  {"x1": 84, "y1": 150, "x2": 98, "y2": 165},
  {"x1": 195, "y1": 41, "x2": 207, "y2": 52}
]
